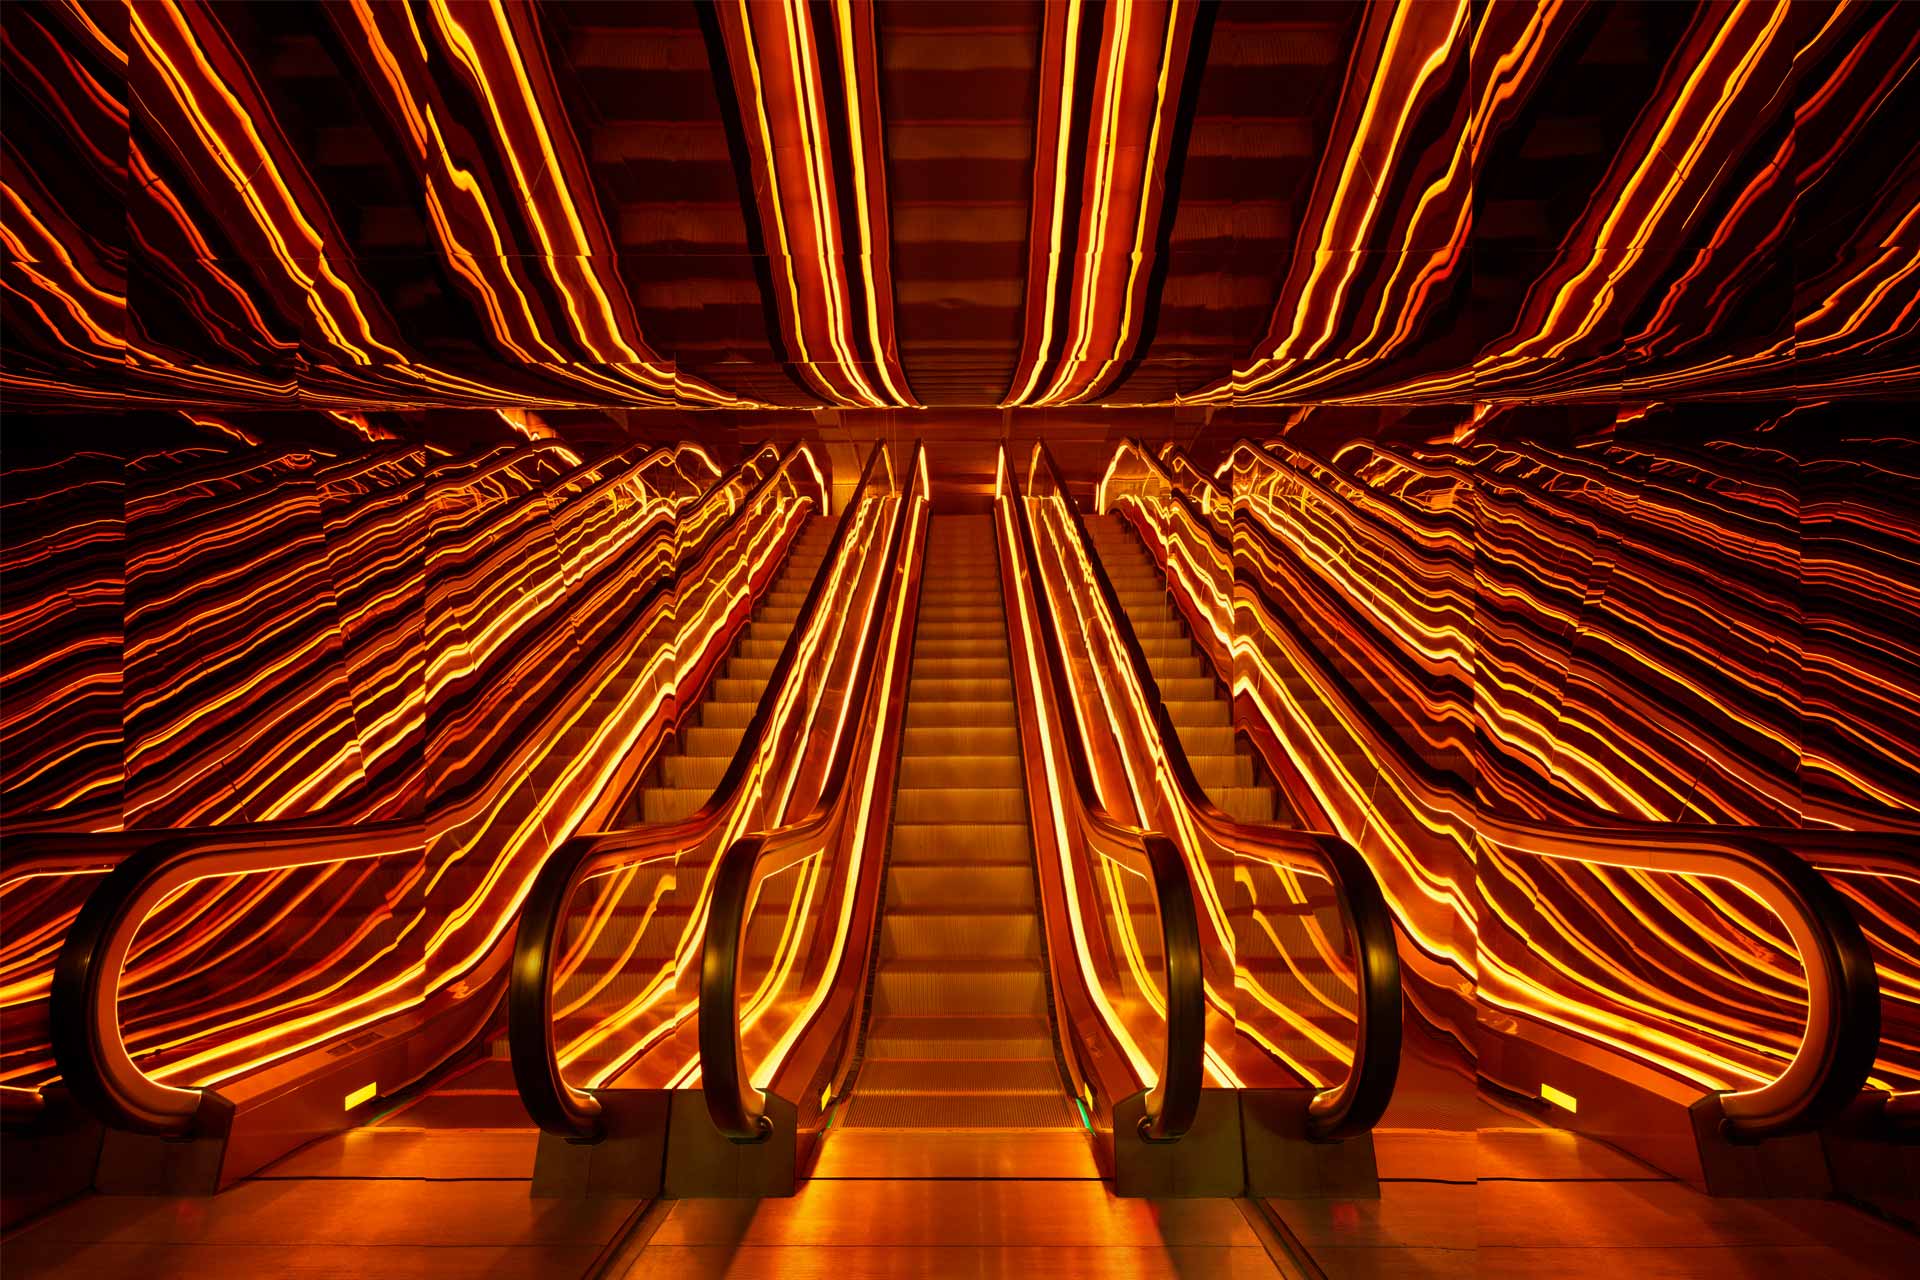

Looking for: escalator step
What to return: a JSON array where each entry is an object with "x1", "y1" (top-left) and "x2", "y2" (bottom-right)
[
  {"x1": 1154, "y1": 677, "x2": 1217, "y2": 700},
  {"x1": 642, "y1": 788, "x2": 706, "y2": 823},
  {"x1": 853, "y1": 1058, "x2": 1063, "y2": 1096},
  {"x1": 1213, "y1": 786, "x2": 1276, "y2": 822},
  {"x1": 903, "y1": 677, "x2": 1024, "y2": 701},
  {"x1": 885, "y1": 864, "x2": 1036, "y2": 907},
  {"x1": 905, "y1": 700, "x2": 1017, "y2": 729},
  {"x1": 914, "y1": 635, "x2": 1010, "y2": 657},
  {"x1": 661, "y1": 755, "x2": 727, "y2": 791},
  {"x1": 1172, "y1": 724, "x2": 1236, "y2": 755},
  {"x1": 881, "y1": 908, "x2": 1039, "y2": 958},
  {"x1": 898, "y1": 755, "x2": 1022, "y2": 788},
  {"x1": 873, "y1": 961, "x2": 1048, "y2": 1016},
  {"x1": 1143, "y1": 654, "x2": 1211, "y2": 681},
  {"x1": 1186, "y1": 754, "x2": 1255, "y2": 788},
  {"x1": 901, "y1": 725, "x2": 1020, "y2": 756},
  {"x1": 842, "y1": 1091, "x2": 1076, "y2": 1129},
  {"x1": 893, "y1": 786, "x2": 1028, "y2": 824},
  {"x1": 889, "y1": 823, "x2": 1032, "y2": 863},
  {"x1": 709, "y1": 677, "x2": 767, "y2": 702},
  {"x1": 863, "y1": 1015, "x2": 1055, "y2": 1060},
  {"x1": 911, "y1": 658, "x2": 1010, "y2": 680},
  {"x1": 681, "y1": 725, "x2": 747, "y2": 757},
  {"x1": 700, "y1": 700, "x2": 757, "y2": 727},
  {"x1": 1164, "y1": 699, "x2": 1230, "y2": 727}
]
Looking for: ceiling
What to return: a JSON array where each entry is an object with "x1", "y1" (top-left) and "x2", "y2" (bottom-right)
[{"x1": 2, "y1": 0, "x2": 1916, "y2": 421}]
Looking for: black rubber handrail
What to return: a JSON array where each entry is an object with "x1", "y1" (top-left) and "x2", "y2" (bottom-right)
[
  {"x1": 51, "y1": 824, "x2": 407, "y2": 1134},
  {"x1": 1003, "y1": 449, "x2": 1205, "y2": 1142},
  {"x1": 1796, "y1": 831, "x2": 1917, "y2": 1130},
  {"x1": 1034, "y1": 441, "x2": 1402, "y2": 1140},
  {"x1": 1477, "y1": 815, "x2": 1881, "y2": 1140},
  {"x1": 1149, "y1": 439, "x2": 1883, "y2": 1140},
  {"x1": 699, "y1": 442, "x2": 925, "y2": 1142},
  {"x1": 511, "y1": 442, "x2": 902, "y2": 1140},
  {"x1": 43, "y1": 445, "x2": 785, "y2": 1137}
]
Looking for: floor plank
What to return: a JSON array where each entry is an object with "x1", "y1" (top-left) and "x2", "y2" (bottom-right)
[
  {"x1": 1303, "y1": 1246, "x2": 1477, "y2": 1280},
  {"x1": 1265, "y1": 1182, "x2": 1476, "y2": 1252},
  {"x1": 1474, "y1": 1128, "x2": 1662, "y2": 1181},
  {"x1": 1476, "y1": 1179, "x2": 1916, "y2": 1254}
]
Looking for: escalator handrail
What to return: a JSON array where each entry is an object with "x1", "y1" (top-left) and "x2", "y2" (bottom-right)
[
  {"x1": 1476, "y1": 813, "x2": 1882, "y2": 1139},
  {"x1": 1037, "y1": 441, "x2": 1402, "y2": 1140},
  {"x1": 700, "y1": 441, "x2": 928, "y2": 1142},
  {"x1": 1002, "y1": 447, "x2": 1205, "y2": 1142},
  {"x1": 50, "y1": 824, "x2": 412, "y2": 1133},
  {"x1": 45, "y1": 444, "x2": 810, "y2": 1137},
  {"x1": 511, "y1": 442, "x2": 898, "y2": 1140},
  {"x1": 1153, "y1": 438, "x2": 1883, "y2": 1140}
]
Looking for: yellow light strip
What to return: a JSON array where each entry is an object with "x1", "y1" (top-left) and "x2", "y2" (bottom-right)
[{"x1": 1004, "y1": 0, "x2": 1085, "y2": 407}]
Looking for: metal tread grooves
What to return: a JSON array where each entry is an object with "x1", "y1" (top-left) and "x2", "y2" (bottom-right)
[{"x1": 844, "y1": 515, "x2": 1074, "y2": 1131}]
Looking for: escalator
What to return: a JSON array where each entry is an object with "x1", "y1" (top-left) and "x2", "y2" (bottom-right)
[
  {"x1": 236, "y1": 505, "x2": 864, "y2": 1247},
  {"x1": 837, "y1": 515, "x2": 1074, "y2": 1132},
  {"x1": 678, "y1": 447, "x2": 1402, "y2": 1196},
  {"x1": 83, "y1": 460, "x2": 852, "y2": 1233},
  {"x1": 507, "y1": 441, "x2": 933, "y2": 1195},
  {"x1": 1081, "y1": 512, "x2": 1368, "y2": 1099},
  {"x1": 16, "y1": 444, "x2": 823, "y2": 1208},
  {"x1": 1101, "y1": 438, "x2": 1886, "y2": 1192}
]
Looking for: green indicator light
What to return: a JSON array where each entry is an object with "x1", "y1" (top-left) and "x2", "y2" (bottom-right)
[{"x1": 1074, "y1": 1098, "x2": 1091, "y2": 1130}]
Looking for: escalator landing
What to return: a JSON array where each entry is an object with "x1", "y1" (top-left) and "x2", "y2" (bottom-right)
[
  {"x1": 811, "y1": 1128, "x2": 1099, "y2": 1179},
  {"x1": 604, "y1": 1175, "x2": 1275, "y2": 1279}
]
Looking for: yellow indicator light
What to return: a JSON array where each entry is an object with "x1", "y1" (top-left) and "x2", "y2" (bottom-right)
[
  {"x1": 1540, "y1": 1083, "x2": 1578, "y2": 1113},
  {"x1": 344, "y1": 1082, "x2": 378, "y2": 1111},
  {"x1": 819, "y1": 1083, "x2": 833, "y2": 1111}
]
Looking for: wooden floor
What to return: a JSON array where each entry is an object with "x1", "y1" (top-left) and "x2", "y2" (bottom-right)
[
  {"x1": 1255, "y1": 1039, "x2": 1917, "y2": 1280},
  {"x1": 606, "y1": 1160, "x2": 1275, "y2": 1279},
  {"x1": 7, "y1": 1051, "x2": 1916, "y2": 1278},
  {"x1": 3, "y1": 1056, "x2": 641, "y2": 1279}
]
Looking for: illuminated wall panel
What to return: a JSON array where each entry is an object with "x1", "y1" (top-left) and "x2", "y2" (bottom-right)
[
  {"x1": 119, "y1": 451, "x2": 368, "y2": 827},
  {"x1": 0, "y1": 453, "x2": 128, "y2": 831},
  {"x1": 1116, "y1": 403, "x2": 1918, "y2": 1118}
]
